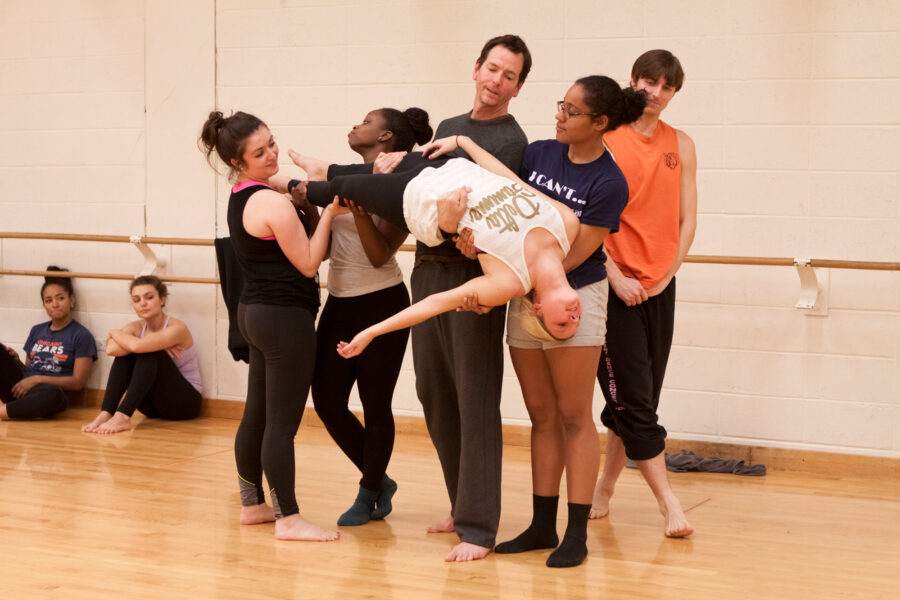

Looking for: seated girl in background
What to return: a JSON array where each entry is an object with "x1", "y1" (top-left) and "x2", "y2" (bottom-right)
[
  {"x1": 310, "y1": 107, "x2": 431, "y2": 526},
  {"x1": 82, "y1": 275, "x2": 202, "y2": 434},
  {"x1": 1, "y1": 267, "x2": 96, "y2": 419},
  {"x1": 290, "y1": 135, "x2": 583, "y2": 357}
]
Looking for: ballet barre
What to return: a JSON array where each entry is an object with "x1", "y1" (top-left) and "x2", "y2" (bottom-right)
[{"x1": 3, "y1": 232, "x2": 898, "y2": 315}]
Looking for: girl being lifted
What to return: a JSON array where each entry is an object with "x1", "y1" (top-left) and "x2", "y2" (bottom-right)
[{"x1": 290, "y1": 134, "x2": 583, "y2": 357}]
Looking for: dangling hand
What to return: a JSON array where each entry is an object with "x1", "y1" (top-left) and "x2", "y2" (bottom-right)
[{"x1": 336, "y1": 329, "x2": 375, "y2": 358}]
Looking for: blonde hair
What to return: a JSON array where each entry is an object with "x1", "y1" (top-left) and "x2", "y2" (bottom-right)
[{"x1": 515, "y1": 294, "x2": 558, "y2": 342}]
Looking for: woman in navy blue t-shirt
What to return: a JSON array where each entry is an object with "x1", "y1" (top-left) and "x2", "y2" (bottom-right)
[
  {"x1": 0, "y1": 267, "x2": 97, "y2": 420},
  {"x1": 492, "y1": 76, "x2": 646, "y2": 568}
]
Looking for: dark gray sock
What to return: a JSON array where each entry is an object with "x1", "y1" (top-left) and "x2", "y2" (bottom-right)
[
  {"x1": 338, "y1": 485, "x2": 380, "y2": 526},
  {"x1": 370, "y1": 475, "x2": 397, "y2": 520}
]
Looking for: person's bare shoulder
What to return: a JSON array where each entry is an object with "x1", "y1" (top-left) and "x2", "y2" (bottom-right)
[
  {"x1": 675, "y1": 128, "x2": 695, "y2": 152},
  {"x1": 245, "y1": 188, "x2": 296, "y2": 231},
  {"x1": 248, "y1": 188, "x2": 291, "y2": 206},
  {"x1": 675, "y1": 129, "x2": 696, "y2": 168},
  {"x1": 164, "y1": 317, "x2": 194, "y2": 346}
]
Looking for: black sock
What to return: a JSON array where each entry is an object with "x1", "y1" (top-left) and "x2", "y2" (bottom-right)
[
  {"x1": 494, "y1": 494, "x2": 559, "y2": 554},
  {"x1": 546, "y1": 502, "x2": 590, "y2": 568}
]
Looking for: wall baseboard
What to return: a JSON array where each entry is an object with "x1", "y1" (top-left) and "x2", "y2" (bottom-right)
[{"x1": 77, "y1": 389, "x2": 898, "y2": 478}]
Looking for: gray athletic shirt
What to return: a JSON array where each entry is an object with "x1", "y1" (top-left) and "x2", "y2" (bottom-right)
[{"x1": 417, "y1": 111, "x2": 528, "y2": 257}]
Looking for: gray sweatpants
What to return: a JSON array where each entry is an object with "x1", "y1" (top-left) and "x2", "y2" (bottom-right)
[{"x1": 411, "y1": 256, "x2": 506, "y2": 548}]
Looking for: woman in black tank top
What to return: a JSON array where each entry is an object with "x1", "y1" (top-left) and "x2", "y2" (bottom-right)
[{"x1": 201, "y1": 110, "x2": 346, "y2": 542}]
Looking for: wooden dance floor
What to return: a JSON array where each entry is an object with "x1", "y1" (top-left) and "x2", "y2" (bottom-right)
[{"x1": 1, "y1": 407, "x2": 898, "y2": 599}]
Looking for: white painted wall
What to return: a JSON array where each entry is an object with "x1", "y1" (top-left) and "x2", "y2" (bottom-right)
[{"x1": 1, "y1": 0, "x2": 897, "y2": 457}]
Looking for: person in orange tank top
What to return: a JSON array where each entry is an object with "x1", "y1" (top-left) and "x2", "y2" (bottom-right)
[{"x1": 590, "y1": 50, "x2": 698, "y2": 538}]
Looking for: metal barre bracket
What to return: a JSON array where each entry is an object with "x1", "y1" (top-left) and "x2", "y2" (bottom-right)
[
  {"x1": 794, "y1": 258, "x2": 829, "y2": 316},
  {"x1": 129, "y1": 236, "x2": 167, "y2": 277}
]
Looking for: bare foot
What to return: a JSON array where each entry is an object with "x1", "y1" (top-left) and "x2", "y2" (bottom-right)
[
  {"x1": 274, "y1": 514, "x2": 339, "y2": 541},
  {"x1": 590, "y1": 482, "x2": 612, "y2": 519},
  {"x1": 240, "y1": 503, "x2": 276, "y2": 525},
  {"x1": 94, "y1": 412, "x2": 132, "y2": 434},
  {"x1": 661, "y1": 501, "x2": 694, "y2": 538},
  {"x1": 445, "y1": 542, "x2": 490, "y2": 562},
  {"x1": 287, "y1": 149, "x2": 328, "y2": 181},
  {"x1": 426, "y1": 515, "x2": 454, "y2": 534},
  {"x1": 82, "y1": 411, "x2": 113, "y2": 433}
]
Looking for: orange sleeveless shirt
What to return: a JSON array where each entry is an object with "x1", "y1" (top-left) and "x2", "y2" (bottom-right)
[{"x1": 603, "y1": 121, "x2": 681, "y2": 290}]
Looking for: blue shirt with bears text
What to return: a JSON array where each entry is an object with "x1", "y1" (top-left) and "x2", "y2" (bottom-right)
[
  {"x1": 23, "y1": 320, "x2": 97, "y2": 378},
  {"x1": 519, "y1": 139, "x2": 629, "y2": 288}
]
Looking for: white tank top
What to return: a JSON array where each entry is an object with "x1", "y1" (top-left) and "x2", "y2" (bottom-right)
[
  {"x1": 326, "y1": 213, "x2": 404, "y2": 297},
  {"x1": 403, "y1": 158, "x2": 570, "y2": 291}
]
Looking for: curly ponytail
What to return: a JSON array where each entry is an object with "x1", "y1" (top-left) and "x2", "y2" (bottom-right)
[{"x1": 198, "y1": 110, "x2": 266, "y2": 176}]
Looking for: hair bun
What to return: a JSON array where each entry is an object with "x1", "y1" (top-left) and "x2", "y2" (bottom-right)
[
  {"x1": 403, "y1": 107, "x2": 433, "y2": 146},
  {"x1": 210, "y1": 110, "x2": 226, "y2": 129},
  {"x1": 44, "y1": 265, "x2": 69, "y2": 281},
  {"x1": 620, "y1": 87, "x2": 647, "y2": 124},
  {"x1": 40, "y1": 265, "x2": 74, "y2": 297}
]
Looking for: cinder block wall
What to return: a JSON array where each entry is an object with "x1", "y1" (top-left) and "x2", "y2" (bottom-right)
[{"x1": 1, "y1": 0, "x2": 897, "y2": 457}]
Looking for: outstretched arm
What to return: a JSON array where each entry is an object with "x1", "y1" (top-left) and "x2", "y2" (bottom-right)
[
  {"x1": 423, "y1": 136, "x2": 558, "y2": 211},
  {"x1": 423, "y1": 136, "x2": 519, "y2": 182},
  {"x1": 337, "y1": 273, "x2": 520, "y2": 358}
]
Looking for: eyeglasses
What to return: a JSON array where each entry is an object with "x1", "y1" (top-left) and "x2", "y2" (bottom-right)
[{"x1": 556, "y1": 101, "x2": 599, "y2": 119}]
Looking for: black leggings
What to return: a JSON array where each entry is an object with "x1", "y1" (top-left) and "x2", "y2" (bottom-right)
[
  {"x1": 1, "y1": 343, "x2": 68, "y2": 419},
  {"x1": 101, "y1": 351, "x2": 202, "y2": 419},
  {"x1": 312, "y1": 283, "x2": 410, "y2": 491},
  {"x1": 235, "y1": 302, "x2": 316, "y2": 518},
  {"x1": 597, "y1": 278, "x2": 676, "y2": 461},
  {"x1": 307, "y1": 154, "x2": 450, "y2": 229}
]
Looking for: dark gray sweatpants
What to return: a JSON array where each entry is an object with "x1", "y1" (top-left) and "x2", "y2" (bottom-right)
[{"x1": 411, "y1": 256, "x2": 506, "y2": 549}]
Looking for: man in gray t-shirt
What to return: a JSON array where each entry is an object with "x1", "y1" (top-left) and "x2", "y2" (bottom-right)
[{"x1": 412, "y1": 34, "x2": 530, "y2": 562}]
